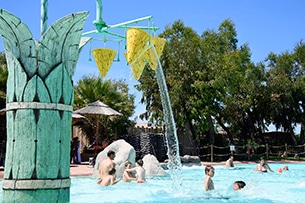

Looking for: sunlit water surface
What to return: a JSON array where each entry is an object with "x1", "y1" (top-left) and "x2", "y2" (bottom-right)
[{"x1": 1, "y1": 163, "x2": 305, "y2": 202}]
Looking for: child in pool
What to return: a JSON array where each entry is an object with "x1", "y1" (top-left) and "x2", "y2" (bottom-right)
[
  {"x1": 99, "y1": 168, "x2": 120, "y2": 186},
  {"x1": 204, "y1": 165, "x2": 215, "y2": 191},
  {"x1": 125, "y1": 159, "x2": 146, "y2": 183},
  {"x1": 233, "y1": 180, "x2": 246, "y2": 191}
]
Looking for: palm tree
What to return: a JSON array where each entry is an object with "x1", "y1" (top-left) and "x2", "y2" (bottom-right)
[{"x1": 74, "y1": 75, "x2": 136, "y2": 144}]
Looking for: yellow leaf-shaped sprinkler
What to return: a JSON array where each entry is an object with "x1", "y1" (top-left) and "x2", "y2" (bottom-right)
[
  {"x1": 125, "y1": 28, "x2": 167, "y2": 80},
  {"x1": 125, "y1": 52, "x2": 147, "y2": 80},
  {"x1": 92, "y1": 48, "x2": 117, "y2": 77},
  {"x1": 125, "y1": 28, "x2": 149, "y2": 64},
  {"x1": 146, "y1": 37, "x2": 166, "y2": 70}
]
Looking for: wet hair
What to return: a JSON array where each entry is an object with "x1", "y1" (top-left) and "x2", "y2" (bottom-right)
[
  {"x1": 125, "y1": 161, "x2": 132, "y2": 167},
  {"x1": 107, "y1": 150, "x2": 115, "y2": 157},
  {"x1": 235, "y1": 181, "x2": 246, "y2": 189},
  {"x1": 109, "y1": 168, "x2": 116, "y2": 175},
  {"x1": 205, "y1": 165, "x2": 214, "y2": 174},
  {"x1": 136, "y1": 159, "x2": 143, "y2": 166}
]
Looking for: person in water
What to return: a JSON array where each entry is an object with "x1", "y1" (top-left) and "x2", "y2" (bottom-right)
[
  {"x1": 259, "y1": 157, "x2": 274, "y2": 172},
  {"x1": 123, "y1": 161, "x2": 137, "y2": 182},
  {"x1": 98, "y1": 168, "x2": 120, "y2": 186},
  {"x1": 283, "y1": 165, "x2": 289, "y2": 170},
  {"x1": 225, "y1": 156, "x2": 234, "y2": 168},
  {"x1": 253, "y1": 157, "x2": 273, "y2": 172},
  {"x1": 278, "y1": 165, "x2": 289, "y2": 173},
  {"x1": 233, "y1": 181, "x2": 246, "y2": 191},
  {"x1": 97, "y1": 150, "x2": 116, "y2": 184},
  {"x1": 125, "y1": 159, "x2": 146, "y2": 183},
  {"x1": 204, "y1": 165, "x2": 215, "y2": 191}
]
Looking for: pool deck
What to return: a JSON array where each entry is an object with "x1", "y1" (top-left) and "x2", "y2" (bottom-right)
[
  {"x1": 1, "y1": 159, "x2": 305, "y2": 179},
  {"x1": 0, "y1": 163, "x2": 95, "y2": 179}
]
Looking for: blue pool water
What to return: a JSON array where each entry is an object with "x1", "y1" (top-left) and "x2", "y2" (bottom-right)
[{"x1": 1, "y1": 163, "x2": 305, "y2": 202}]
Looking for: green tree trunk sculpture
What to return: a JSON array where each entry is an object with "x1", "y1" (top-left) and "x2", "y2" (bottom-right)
[{"x1": 0, "y1": 9, "x2": 89, "y2": 203}]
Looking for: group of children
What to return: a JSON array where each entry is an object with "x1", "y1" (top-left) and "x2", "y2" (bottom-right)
[
  {"x1": 99, "y1": 150, "x2": 247, "y2": 190},
  {"x1": 98, "y1": 156, "x2": 146, "y2": 187},
  {"x1": 123, "y1": 159, "x2": 146, "y2": 183},
  {"x1": 205, "y1": 156, "x2": 291, "y2": 191},
  {"x1": 204, "y1": 164, "x2": 246, "y2": 191},
  {"x1": 205, "y1": 155, "x2": 248, "y2": 192}
]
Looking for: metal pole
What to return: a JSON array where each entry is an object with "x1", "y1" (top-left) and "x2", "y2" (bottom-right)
[
  {"x1": 40, "y1": 0, "x2": 48, "y2": 36},
  {"x1": 211, "y1": 144, "x2": 214, "y2": 162},
  {"x1": 93, "y1": 0, "x2": 106, "y2": 29}
]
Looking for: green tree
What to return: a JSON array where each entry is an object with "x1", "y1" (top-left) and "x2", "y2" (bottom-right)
[
  {"x1": 136, "y1": 20, "x2": 202, "y2": 152},
  {"x1": 136, "y1": 18, "x2": 305, "y2": 151},
  {"x1": 265, "y1": 41, "x2": 305, "y2": 145},
  {"x1": 195, "y1": 19, "x2": 254, "y2": 145},
  {"x1": 241, "y1": 62, "x2": 270, "y2": 143},
  {"x1": 74, "y1": 76, "x2": 136, "y2": 143},
  {"x1": 137, "y1": 19, "x2": 254, "y2": 146},
  {"x1": 292, "y1": 41, "x2": 305, "y2": 144}
]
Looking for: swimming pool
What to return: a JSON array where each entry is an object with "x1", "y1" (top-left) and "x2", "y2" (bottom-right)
[{"x1": 1, "y1": 163, "x2": 305, "y2": 202}]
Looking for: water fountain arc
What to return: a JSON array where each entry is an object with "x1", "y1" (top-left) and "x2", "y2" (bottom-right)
[{"x1": 83, "y1": 1, "x2": 183, "y2": 191}]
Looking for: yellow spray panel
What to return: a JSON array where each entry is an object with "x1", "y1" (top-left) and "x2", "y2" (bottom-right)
[
  {"x1": 125, "y1": 28, "x2": 149, "y2": 64},
  {"x1": 92, "y1": 48, "x2": 117, "y2": 77},
  {"x1": 146, "y1": 37, "x2": 166, "y2": 70},
  {"x1": 125, "y1": 28, "x2": 166, "y2": 80}
]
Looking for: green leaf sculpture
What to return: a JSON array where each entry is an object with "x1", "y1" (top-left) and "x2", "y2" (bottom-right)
[{"x1": 0, "y1": 9, "x2": 89, "y2": 203}]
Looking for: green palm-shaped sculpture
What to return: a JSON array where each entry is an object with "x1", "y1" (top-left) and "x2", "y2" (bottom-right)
[{"x1": 0, "y1": 9, "x2": 89, "y2": 203}]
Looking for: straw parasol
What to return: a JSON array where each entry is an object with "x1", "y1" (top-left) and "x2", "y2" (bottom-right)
[
  {"x1": 0, "y1": 108, "x2": 6, "y2": 116},
  {"x1": 74, "y1": 100, "x2": 123, "y2": 143}
]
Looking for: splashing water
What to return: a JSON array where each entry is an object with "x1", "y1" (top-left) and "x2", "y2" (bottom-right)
[{"x1": 152, "y1": 46, "x2": 183, "y2": 192}]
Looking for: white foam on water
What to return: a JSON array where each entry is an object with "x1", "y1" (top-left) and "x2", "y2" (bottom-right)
[{"x1": 1, "y1": 163, "x2": 304, "y2": 202}]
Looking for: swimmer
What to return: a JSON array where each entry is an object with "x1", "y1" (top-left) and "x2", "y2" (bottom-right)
[
  {"x1": 225, "y1": 156, "x2": 234, "y2": 168},
  {"x1": 253, "y1": 157, "x2": 273, "y2": 172},
  {"x1": 279, "y1": 165, "x2": 289, "y2": 173},
  {"x1": 233, "y1": 181, "x2": 246, "y2": 191},
  {"x1": 97, "y1": 150, "x2": 116, "y2": 184},
  {"x1": 123, "y1": 161, "x2": 137, "y2": 182},
  {"x1": 98, "y1": 168, "x2": 120, "y2": 186},
  {"x1": 260, "y1": 157, "x2": 274, "y2": 172},
  {"x1": 204, "y1": 165, "x2": 215, "y2": 191},
  {"x1": 125, "y1": 159, "x2": 146, "y2": 183},
  {"x1": 253, "y1": 163, "x2": 267, "y2": 172}
]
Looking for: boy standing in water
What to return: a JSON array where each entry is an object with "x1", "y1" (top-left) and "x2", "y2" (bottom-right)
[{"x1": 204, "y1": 165, "x2": 215, "y2": 191}]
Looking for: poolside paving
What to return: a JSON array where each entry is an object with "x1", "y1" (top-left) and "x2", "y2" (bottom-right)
[{"x1": 0, "y1": 163, "x2": 94, "y2": 179}]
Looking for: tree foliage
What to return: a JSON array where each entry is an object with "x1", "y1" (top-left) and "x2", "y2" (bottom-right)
[
  {"x1": 74, "y1": 76, "x2": 136, "y2": 143},
  {"x1": 136, "y1": 19, "x2": 305, "y2": 149}
]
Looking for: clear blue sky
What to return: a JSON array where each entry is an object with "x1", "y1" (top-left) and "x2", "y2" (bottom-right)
[{"x1": 1, "y1": 0, "x2": 305, "y2": 125}]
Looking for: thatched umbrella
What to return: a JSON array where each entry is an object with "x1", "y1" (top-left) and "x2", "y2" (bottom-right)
[
  {"x1": 0, "y1": 108, "x2": 6, "y2": 116},
  {"x1": 74, "y1": 100, "x2": 123, "y2": 144},
  {"x1": 72, "y1": 113, "x2": 86, "y2": 124}
]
